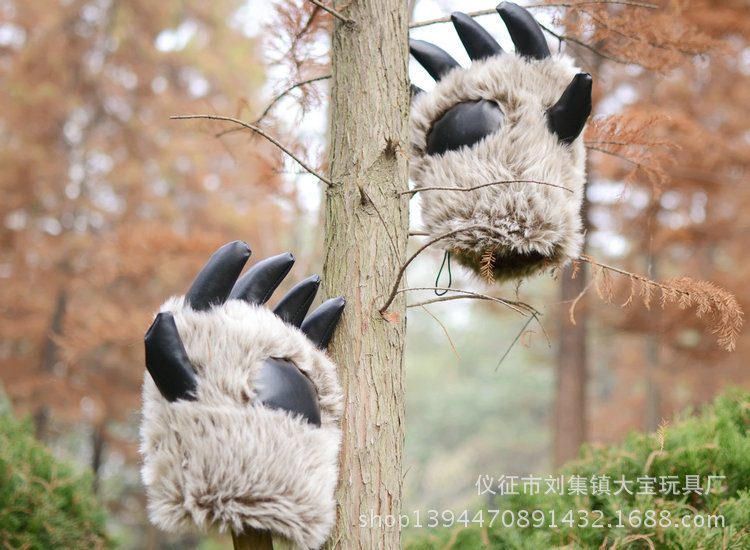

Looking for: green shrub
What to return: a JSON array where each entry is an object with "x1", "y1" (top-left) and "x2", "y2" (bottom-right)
[
  {"x1": 404, "y1": 388, "x2": 750, "y2": 549},
  {"x1": 0, "y1": 413, "x2": 109, "y2": 549}
]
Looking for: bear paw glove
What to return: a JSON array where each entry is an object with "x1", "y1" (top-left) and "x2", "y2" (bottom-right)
[
  {"x1": 410, "y1": 2, "x2": 592, "y2": 282},
  {"x1": 140, "y1": 241, "x2": 345, "y2": 549}
]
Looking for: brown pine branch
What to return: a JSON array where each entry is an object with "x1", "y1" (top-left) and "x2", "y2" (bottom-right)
[
  {"x1": 576, "y1": 255, "x2": 743, "y2": 352},
  {"x1": 480, "y1": 248, "x2": 496, "y2": 285},
  {"x1": 170, "y1": 114, "x2": 333, "y2": 186}
]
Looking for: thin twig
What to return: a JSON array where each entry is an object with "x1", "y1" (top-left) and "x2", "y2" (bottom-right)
[
  {"x1": 307, "y1": 0, "x2": 354, "y2": 24},
  {"x1": 379, "y1": 224, "x2": 508, "y2": 314},
  {"x1": 578, "y1": 255, "x2": 692, "y2": 297},
  {"x1": 538, "y1": 22, "x2": 631, "y2": 65},
  {"x1": 420, "y1": 305, "x2": 462, "y2": 360},
  {"x1": 401, "y1": 179, "x2": 573, "y2": 197},
  {"x1": 584, "y1": 139, "x2": 634, "y2": 147},
  {"x1": 402, "y1": 287, "x2": 535, "y2": 316},
  {"x1": 409, "y1": 1, "x2": 657, "y2": 29},
  {"x1": 495, "y1": 314, "x2": 537, "y2": 371},
  {"x1": 410, "y1": 9, "x2": 494, "y2": 29},
  {"x1": 215, "y1": 75, "x2": 332, "y2": 137},
  {"x1": 170, "y1": 114, "x2": 333, "y2": 186},
  {"x1": 361, "y1": 185, "x2": 401, "y2": 262},
  {"x1": 290, "y1": 5, "x2": 321, "y2": 54},
  {"x1": 586, "y1": 144, "x2": 655, "y2": 171}
]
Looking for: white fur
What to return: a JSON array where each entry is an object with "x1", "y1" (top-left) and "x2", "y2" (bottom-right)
[
  {"x1": 410, "y1": 53, "x2": 587, "y2": 280},
  {"x1": 140, "y1": 297, "x2": 342, "y2": 550}
]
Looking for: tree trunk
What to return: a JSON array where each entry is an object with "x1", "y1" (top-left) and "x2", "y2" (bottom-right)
[
  {"x1": 35, "y1": 289, "x2": 68, "y2": 441},
  {"x1": 554, "y1": 195, "x2": 589, "y2": 467},
  {"x1": 323, "y1": 2, "x2": 410, "y2": 549},
  {"x1": 554, "y1": 260, "x2": 588, "y2": 467}
]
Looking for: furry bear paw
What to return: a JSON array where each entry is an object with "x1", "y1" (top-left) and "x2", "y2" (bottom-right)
[
  {"x1": 410, "y1": 2, "x2": 592, "y2": 282},
  {"x1": 140, "y1": 241, "x2": 344, "y2": 549}
]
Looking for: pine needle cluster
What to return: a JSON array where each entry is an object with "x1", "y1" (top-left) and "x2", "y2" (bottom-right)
[
  {"x1": 0, "y1": 412, "x2": 109, "y2": 549},
  {"x1": 555, "y1": 0, "x2": 719, "y2": 72},
  {"x1": 585, "y1": 111, "x2": 675, "y2": 193},
  {"x1": 572, "y1": 256, "x2": 743, "y2": 352}
]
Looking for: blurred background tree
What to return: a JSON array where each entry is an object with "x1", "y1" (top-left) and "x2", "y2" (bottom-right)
[{"x1": 1, "y1": 0, "x2": 748, "y2": 548}]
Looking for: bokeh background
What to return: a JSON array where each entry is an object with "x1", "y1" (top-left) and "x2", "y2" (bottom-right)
[{"x1": 1, "y1": 0, "x2": 748, "y2": 547}]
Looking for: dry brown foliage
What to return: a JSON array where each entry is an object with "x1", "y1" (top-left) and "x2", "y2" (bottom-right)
[
  {"x1": 480, "y1": 248, "x2": 497, "y2": 285},
  {"x1": 263, "y1": 0, "x2": 332, "y2": 117},
  {"x1": 552, "y1": 0, "x2": 719, "y2": 72},
  {"x1": 571, "y1": 256, "x2": 743, "y2": 352},
  {"x1": 585, "y1": 110, "x2": 676, "y2": 195}
]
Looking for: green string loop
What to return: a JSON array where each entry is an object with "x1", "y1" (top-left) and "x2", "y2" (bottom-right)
[{"x1": 434, "y1": 251, "x2": 452, "y2": 296}]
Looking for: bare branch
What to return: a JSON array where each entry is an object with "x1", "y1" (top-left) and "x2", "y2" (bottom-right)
[
  {"x1": 586, "y1": 144, "x2": 657, "y2": 171},
  {"x1": 170, "y1": 114, "x2": 333, "y2": 186},
  {"x1": 215, "y1": 75, "x2": 332, "y2": 138},
  {"x1": 409, "y1": 2, "x2": 657, "y2": 29},
  {"x1": 379, "y1": 224, "x2": 508, "y2": 314},
  {"x1": 307, "y1": 0, "x2": 355, "y2": 24},
  {"x1": 495, "y1": 314, "x2": 537, "y2": 371},
  {"x1": 401, "y1": 179, "x2": 573, "y2": 197},
  {"x1": 403, "y1": 286, "x2": 536, "y2": 316},
  {"x1": 420, "y1": 305, "x2": 461, "y2": 360},
  {"x1": 537, "y1": 23, "x2": 632, "y2": 65},
  {"x1": 410, "y1": 9, "x2": 494, "y2": 29}
]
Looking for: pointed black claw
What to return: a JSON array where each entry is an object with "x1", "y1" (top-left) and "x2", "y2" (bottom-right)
[
  {"x1": 426, "y1": 100, "x2": 505, "y2": 156},
  {"x1": 410, "y1": 84, "x2": 425, "y2": 99},
  {"x1": 273, "y1": 275, "x2": 321, "y2": 327},
  {"x1": 497, "y1": 2, "x2": 550, "y2": 60},
  {"x1": 452, "y1": 12, "x2": 504, "y2": 61},
  {"x1": 255, "y1": 357, "x2": 321, "y2": 427},
  {"x1": 229, "y1": 252, "x2": 295, "y2": 305},
  {"x1": 185, "y1": 241, "x2": 251, "y2": 311},
  {"x1": 546, "y1": 73, "x2": 592, "y2": 144},
  {"x1": 410, "y1": 39, "x2": 461, "y2": 81},
  {"x1": 145, "y1": 312, "x2": 197, "y2": 402},
  {"x1": 300, "y1": 296, "x2": 346, "y2": 350}
]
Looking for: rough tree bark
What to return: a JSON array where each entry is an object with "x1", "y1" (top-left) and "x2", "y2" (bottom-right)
[{"x1": 322, "y1": 1, "x2": 410, "y2": 548}]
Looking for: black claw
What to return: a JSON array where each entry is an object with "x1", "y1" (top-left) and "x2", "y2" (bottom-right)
[
  {"x1": 185, "y1": 241, "x2": 251, "y2": 311},
  {"x1": 452, "y1": 12, "x2": 504, "y2": 61},
  {"x1": 300, "y1": 296, "x2": 346, "y2": 350},
  {"x1": 496, "y1": 2, "x2": 550, "y2": 60},
  {"x1": 145, "y1": 312, "x2": 197, "y2": 402},
  {"x1": 229, "y1": 252, "x2": 295, "y2": 305},
  {"x1": 546, "y1": 73, "x2": 592, "y2": 144},
  {"x1": 410, "y1": 39, "x2": 461, "y2": 81},
  {"x1": 426, "y1": 100, "x2": 505, "y2": 156},
  {"x1": 254, "y1": 357, "x2": 321, "y2": 427},
  {"x1": 273, "y1": 275, "x2": 321, "y2": 327}
]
